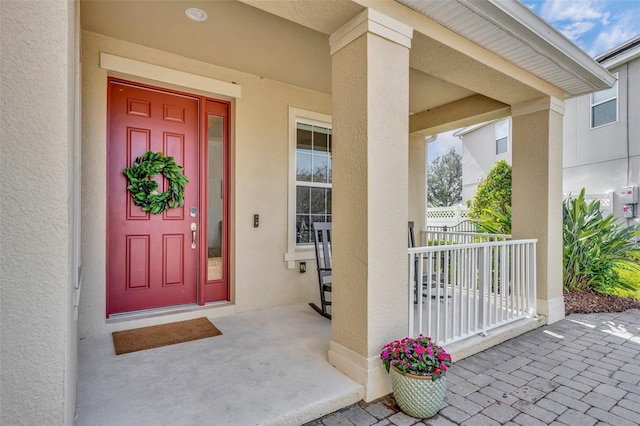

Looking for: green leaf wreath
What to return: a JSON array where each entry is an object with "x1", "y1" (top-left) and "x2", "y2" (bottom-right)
[{"x1": 123, "y1": 151, "x2": 189, "y2": 214}]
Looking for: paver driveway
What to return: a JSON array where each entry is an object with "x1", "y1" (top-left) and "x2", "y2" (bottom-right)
[{"x1": 307, "y1": 310, "x2": 640, "y2": 426}]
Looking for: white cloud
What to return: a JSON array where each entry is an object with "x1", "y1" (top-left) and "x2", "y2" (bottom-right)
[
  {"x1": 590, "y1": 8, "x2": 638, "y2": 55},
  {"x1": 533, "y1": 0, "x2": 640, "y2": 56},
  {"x1": 540, "y1": 0, "x2": 607, "y2": 23},
  {"x1": 561, "y1": 21, "x2": 596, "y2": 42},
  {"x1": 591, "y1": 25, "x2": 634, "y2": 55}
]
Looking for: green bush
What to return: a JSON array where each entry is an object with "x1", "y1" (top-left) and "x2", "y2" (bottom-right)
[
  {"x1": 563, "y1": 189, "x2": 640, "y2": 293},
  {"x1": 469, "y1": 160, "x2": 511, "y2": 226},
  {"x1": 474, "y1": 205, "x2": 512, "y2": 235}
]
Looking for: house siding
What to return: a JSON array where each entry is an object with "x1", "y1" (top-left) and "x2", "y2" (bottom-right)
[
  {"x1": 461, "y1": 52, "x2": 640, "y2": 225},
  {"x1": 460, "y1": 121, "x2": 512, "y2": 204},
  {"x1": 563, "y1": 57, "x2": 640, "y2": 222}
]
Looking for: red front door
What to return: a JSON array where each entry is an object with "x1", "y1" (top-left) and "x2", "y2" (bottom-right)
[{"x1": 107, "y1": 80, "x2": 200, "y2": 315}]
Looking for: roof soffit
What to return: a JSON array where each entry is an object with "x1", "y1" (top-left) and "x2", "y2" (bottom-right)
[
  {"x1": 396, "y1": 0, "x2": 615, "y2": 97},
  {"x1": 354, "y1": 0, "x2": 563, "y2": 103}
]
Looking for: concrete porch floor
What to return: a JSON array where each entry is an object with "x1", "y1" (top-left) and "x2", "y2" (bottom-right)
[
  {"x1": 75, "y1": 304, "x2": 362, "y2": 426},
  {"x1": 77, "y1": 304, "x2": 640, "y2": 426}
]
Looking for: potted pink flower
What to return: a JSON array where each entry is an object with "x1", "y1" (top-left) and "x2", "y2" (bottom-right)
[{"x1": 380, "y1": 335, "x2": 452, "y2": 418}]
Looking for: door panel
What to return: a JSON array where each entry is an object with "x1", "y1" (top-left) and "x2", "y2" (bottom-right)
[{"x1": 107, "y1": 80, "x2": 199, "y2": 315}]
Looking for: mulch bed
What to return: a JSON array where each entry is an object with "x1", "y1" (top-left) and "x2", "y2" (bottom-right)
[{"x1": 564, "y1": 289, "x2": 640, "y2": 315}]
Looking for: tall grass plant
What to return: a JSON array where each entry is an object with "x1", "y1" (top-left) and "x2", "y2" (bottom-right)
[{"x1": 563, "y1": 189, "x2": 640, "y2": 293}]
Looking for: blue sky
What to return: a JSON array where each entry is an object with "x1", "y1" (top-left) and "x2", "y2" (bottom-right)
[
  {"x1": 428, "y1": 0, "x2": 640, "y2": 163},
  {"x1": 525, "y1": 0, "x2": 640, "y2": 56}
]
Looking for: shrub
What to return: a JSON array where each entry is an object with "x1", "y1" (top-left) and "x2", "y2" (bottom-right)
[
  {"x1": 563, "y1": 189, "x2": 640, "y2": 293},
  {"x1": 469, "y1": 160, "x2": 511, "y2": 225},
  {"x1": 474, "y1": 205, "x2": 512, "y2": 235}
]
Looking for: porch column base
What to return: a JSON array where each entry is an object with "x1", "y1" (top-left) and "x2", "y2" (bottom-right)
[
  {"x1": 537, "y1": 296, "x2": 565, "y2": 324},
  {"x1": 328, "y1": 340, "x2": 390, "y2": 402}
]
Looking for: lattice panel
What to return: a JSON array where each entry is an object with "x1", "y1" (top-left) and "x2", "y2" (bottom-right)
[
  {"x1": 426, "y1": 207, "x2": 470, "y2": 228},
  {"x1": 427, "y1": 209, "x2": 456, "y2": 219},
  {"x1": 575, "y1": 193, "x2": 613, "y2": 216}
]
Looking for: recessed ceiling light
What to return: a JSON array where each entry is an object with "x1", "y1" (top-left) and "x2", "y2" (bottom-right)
[{"x1": 185, "y1": 8, "x2": 208, "y2": 22}]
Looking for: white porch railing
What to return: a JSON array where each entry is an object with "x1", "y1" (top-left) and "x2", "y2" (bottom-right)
[
  {"x1": 408, "y1": 239, "x2": 537, "y2": 345},
  {"x1": 423, "y1": 230, "x2": 511, "y2": 245}
]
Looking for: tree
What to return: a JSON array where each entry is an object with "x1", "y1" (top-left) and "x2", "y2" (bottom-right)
[
  {"x1": 469, "y1": 160, "x2": 511, "y2": 231},
  {"x1": 427, "y1": 147, "x2": 462, "y2": 207}
]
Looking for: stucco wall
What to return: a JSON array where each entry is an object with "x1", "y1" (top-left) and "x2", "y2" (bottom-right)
[
  {"x1": 512, "y1": 101, "x2": 564, "y2": 322},
  {"x1": 80, "y1": 31, "x2": 331, "y2": 337},
  {"x1": 408, "y1": 134, "x2": 426, "y2": 230},
  {"x1": 1, "y1": 1, "x2": 78, "y2": 424},
  {"x1": 330, "y1": 30, "x2": 409, "y2": 357}
]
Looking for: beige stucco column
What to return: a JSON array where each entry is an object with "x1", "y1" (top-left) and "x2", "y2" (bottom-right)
[
  {"x1": 328, "y1": 8, "x2": 412, "y2": 401},
  {"x1": 1, "y1": 1, "x2": 79, "y2": 425},
  {"x1": 511, "y1": 97, "x2": 565, "y2": 324},
  {"x1": 409, "y1": 134, "x2": 427, "y2": 236}
]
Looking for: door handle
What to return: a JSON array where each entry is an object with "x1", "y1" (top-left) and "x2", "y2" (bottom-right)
[{"x1": 191, "y1": 222, "x2": 197, "y2": 249}]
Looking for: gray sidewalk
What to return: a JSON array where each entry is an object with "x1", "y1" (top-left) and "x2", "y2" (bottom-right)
[{"x1": 307, "y1": 309, "x2": 640, "y2": 426}]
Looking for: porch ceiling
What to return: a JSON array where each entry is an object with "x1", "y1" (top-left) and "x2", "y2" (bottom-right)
[
  {"x1": 80, "y1": 0, "x2": 474, "y2": 114},
  {"x1": 82, "y1": 0, "x2": 611, "y2": 126}
]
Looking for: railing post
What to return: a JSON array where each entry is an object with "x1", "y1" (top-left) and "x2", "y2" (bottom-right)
[
  {"x1": 408, "y1": 252, "x2": 415, "y2": 336},
  {"x1": 529, "y1": 242, "x2": 537, "y2": 316},
  {"x1": 417, "y1": 252, "x2": 425, "y2": 336},
  {"x1": 478, "y1": 245, "x2": 489, "y2": 333}
]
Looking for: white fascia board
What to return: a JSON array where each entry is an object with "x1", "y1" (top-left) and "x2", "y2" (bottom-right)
[
  {"x1": 465, "y1": 0, "x2": 615, "y2": 92},
  {"x1": 600, "y1": 47, "x2": 640, "y2": 70},
  {"x1": 453, "y1": 120, "x2": 494, "y2": 137}
]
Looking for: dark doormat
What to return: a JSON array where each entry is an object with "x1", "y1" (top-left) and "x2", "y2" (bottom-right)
[{"x1": 112, "y1": 317, "x2": 222, "y2": 355}]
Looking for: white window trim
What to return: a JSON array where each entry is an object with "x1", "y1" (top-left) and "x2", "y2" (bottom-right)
[
  {"x1": 495, "y1": 119, "x2": 510, "y2": 156},
  {"x1": 590, "y1": 72, "x2": 618, "y2": 129},
  {"x1": 284, "y1": 107, "x2": 332, "y2": 269}
]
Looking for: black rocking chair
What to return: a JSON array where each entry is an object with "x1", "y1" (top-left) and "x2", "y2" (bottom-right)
[
  {"x1": 310, "y1": 222, "x2": 332, "y2": 319},
  {"x1": 409, "y1": 221, "x2": 446, "y2": 300}
]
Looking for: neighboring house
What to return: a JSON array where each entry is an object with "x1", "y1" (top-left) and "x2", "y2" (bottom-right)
[
  {"x1": 456, "y1": 118, "x2": 512, "y2": 204},
  {"x1": 458, "y1": 36, "x2": 640, "y2": 222},
  {"x1": 1, "y1": 1, "x2": 615, "y2": 424},
  {"x1": 564, "y1": 36, "x2": 640, "y2": 222}
]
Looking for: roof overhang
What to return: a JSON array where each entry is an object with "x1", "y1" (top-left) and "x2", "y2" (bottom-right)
[
  {"x1": 596, "y1": 36, "x2": 640, "y2": 70},
  {"x1": 396, "y1": 0, "x2": 615, "y2": 98}
]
